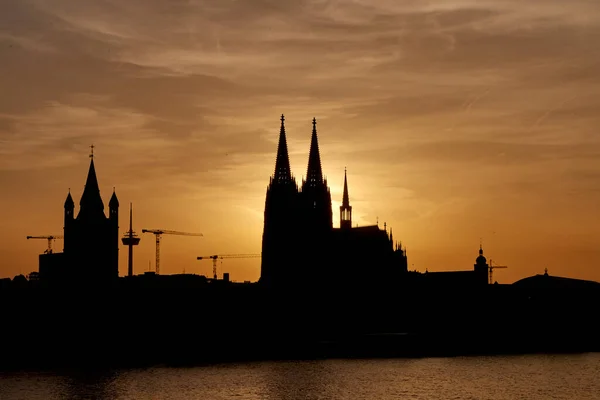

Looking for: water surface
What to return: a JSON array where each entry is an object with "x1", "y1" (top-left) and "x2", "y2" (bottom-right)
[{"x1": 1, "y1": 354, "x2": 599, "y2": 399}]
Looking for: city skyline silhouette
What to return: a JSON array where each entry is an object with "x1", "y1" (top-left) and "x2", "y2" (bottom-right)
[{"x1": 2, "y1": 1, "x2": 600, "y2": 284}]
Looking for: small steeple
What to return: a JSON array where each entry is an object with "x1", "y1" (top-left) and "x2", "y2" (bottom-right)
[
  {"x1": 342, "y1": 167, "x2": 350, "y2": 207},
  {"x1": 64, "y1": 189, "x2": 74, "y2": 209},
  {"x1": 340, "y1": 167, "x2": 352, "y2": 229},
  {"x1": 78, "y1": 148, "x2": 105, "y2": 219},
  {"x1": 109, "y1": 187, "x2": 119, "y2": 208},
  {"x1": 305, "y1": 117, "x2": 323, "y2": 187},
  {"x1": 273, "y1": 114, "x2": 293, "y2": 184}
]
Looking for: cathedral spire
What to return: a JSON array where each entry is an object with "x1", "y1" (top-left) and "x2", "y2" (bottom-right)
[
  {"x1": 305, "y1": 117, "x2": 323, "y2": 187},
  {"x1": 273, "y1": 114, "x2": 293, "y2": 184},
  {"x1": 78, "y1": 150, "x2": 105, "y2": 219}
]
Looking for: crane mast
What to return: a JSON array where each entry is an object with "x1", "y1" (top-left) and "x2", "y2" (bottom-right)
[
  {"x1": 489, "y1": 259, "x2": 508, "y2": 284},
  {"x1": 141, "y1": 229, "x2": 203, "y2": 275}
]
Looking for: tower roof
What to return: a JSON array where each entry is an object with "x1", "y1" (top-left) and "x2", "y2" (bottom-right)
[
  {"x1": 78, "y1": 157, "x2": 105, "y2": 219},
  {"x1": 342, "y1": 167, "x2": 350, "y2": 207},
  {"x1": 64, "y1": 190, "x2": 74, "y2": 208},
  {"x1": 305, "y1": 117, "x2": 323, "y2": 187},
  {"x1": 273, "y1": 114, "x2": 293, "y2": 185},
  {"x1": 109, "y1": 188, "x2": 119, "y2": 208}
]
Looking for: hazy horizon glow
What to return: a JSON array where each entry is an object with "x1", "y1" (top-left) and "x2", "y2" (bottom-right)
[{"x1": 2, "y1": 0, "x2": 600, "y2": 283}]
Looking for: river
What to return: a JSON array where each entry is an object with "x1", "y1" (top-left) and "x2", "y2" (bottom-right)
[{"x1": 1, "y1": 353, "x2": 599, "y2": 399}]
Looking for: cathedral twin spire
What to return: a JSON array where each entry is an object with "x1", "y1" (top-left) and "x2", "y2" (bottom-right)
[
  {"x1": 273, "y1": 114, "x2": 294, "y2": 185},
  {"x1": 305, "y1": 118, "x2": 324, "y2": 188},
  {"x1": 269, "y1": 115, "x2": 335, "y2": 230},
  {"x1": 272, "y1": 115, "x2": 325, "y2": 187}
]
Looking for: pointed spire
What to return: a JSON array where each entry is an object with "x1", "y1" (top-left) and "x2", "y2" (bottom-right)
[
  {"x1": 64, "y1": 189, "x2": 74, "y2": 209},
  {"x1": 339, "y1": 167, "x2": 352, "y2": 229},
  {"x1": 305, "y1": 117, "x2": 323, "y2": 187},
  {"x1": 342, "y1": 167, "x2": 350, "y2": 207},
  {"x1": 78, "y1": 154, "x2": 105, "y2": 219},
  {"x1": 273, "y1": 114, "x2": 293, "y2": 184},
  {"x1": 109, "y1": 187, "x2": 119, "y2": 208}
]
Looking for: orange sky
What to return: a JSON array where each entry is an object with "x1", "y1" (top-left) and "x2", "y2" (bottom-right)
[{"x1": 1, "y1": 1, "x2": 600, "y2": 283}]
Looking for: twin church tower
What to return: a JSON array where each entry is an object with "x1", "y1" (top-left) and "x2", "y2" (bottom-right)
[{"x1": 261, "y1": 115, "x2": 407, "y2": 288}]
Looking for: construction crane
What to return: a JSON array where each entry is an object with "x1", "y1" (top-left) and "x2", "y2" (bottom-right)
[
  {"x1": 489, "y1": 259, "x2": 508, "y2": 284},
  {"x1": 141, "y1": 229, "x2": 203, "y2": 275},
  {"x1": 26, "y1": 235, "x2": 63, "y2": 254},
  {"x1": 196, "y1": 254, "x2": 261, "y2": 280}
]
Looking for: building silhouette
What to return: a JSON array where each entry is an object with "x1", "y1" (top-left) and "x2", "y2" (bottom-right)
[
  {"x1": 422, "y1": 245, "x2": 489, "y2": 287},
  {"x1": 260, "y1": 115, "x2": 407, "y2": 289},
  {"x1": 39, "y1": 149, "x2": 119, "y2": 284}
]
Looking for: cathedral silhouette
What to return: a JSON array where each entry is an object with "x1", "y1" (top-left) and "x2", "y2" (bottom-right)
[{"x1": 260, "y1": 115, "x2": 407, "y2": 289}]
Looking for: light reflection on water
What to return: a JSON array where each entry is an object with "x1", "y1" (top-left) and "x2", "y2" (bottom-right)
[{"x1": 1, "y1": 354, "x2": 599, "y2": 400}]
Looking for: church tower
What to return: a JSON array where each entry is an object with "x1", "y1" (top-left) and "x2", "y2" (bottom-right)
[
  {"x1": 63, "y1": 147, "x2": 119, "y2": 284},
  {"x1": 340, "y1": 168, "x2": 352, "y2": 229},
  {"x1": 296, "y1": 118, "x2": 333, "y2": 285},
  {"x1": 299, "y1": 118, "x2": 333, "y2": 232},
  {"x1": 260, "y1": 115, "x2": 299, "y2": 286}
]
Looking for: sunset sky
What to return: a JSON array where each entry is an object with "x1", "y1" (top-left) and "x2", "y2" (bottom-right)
[{"x1": 1, "y1": 0, "x2": 600, "y2": 283}]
